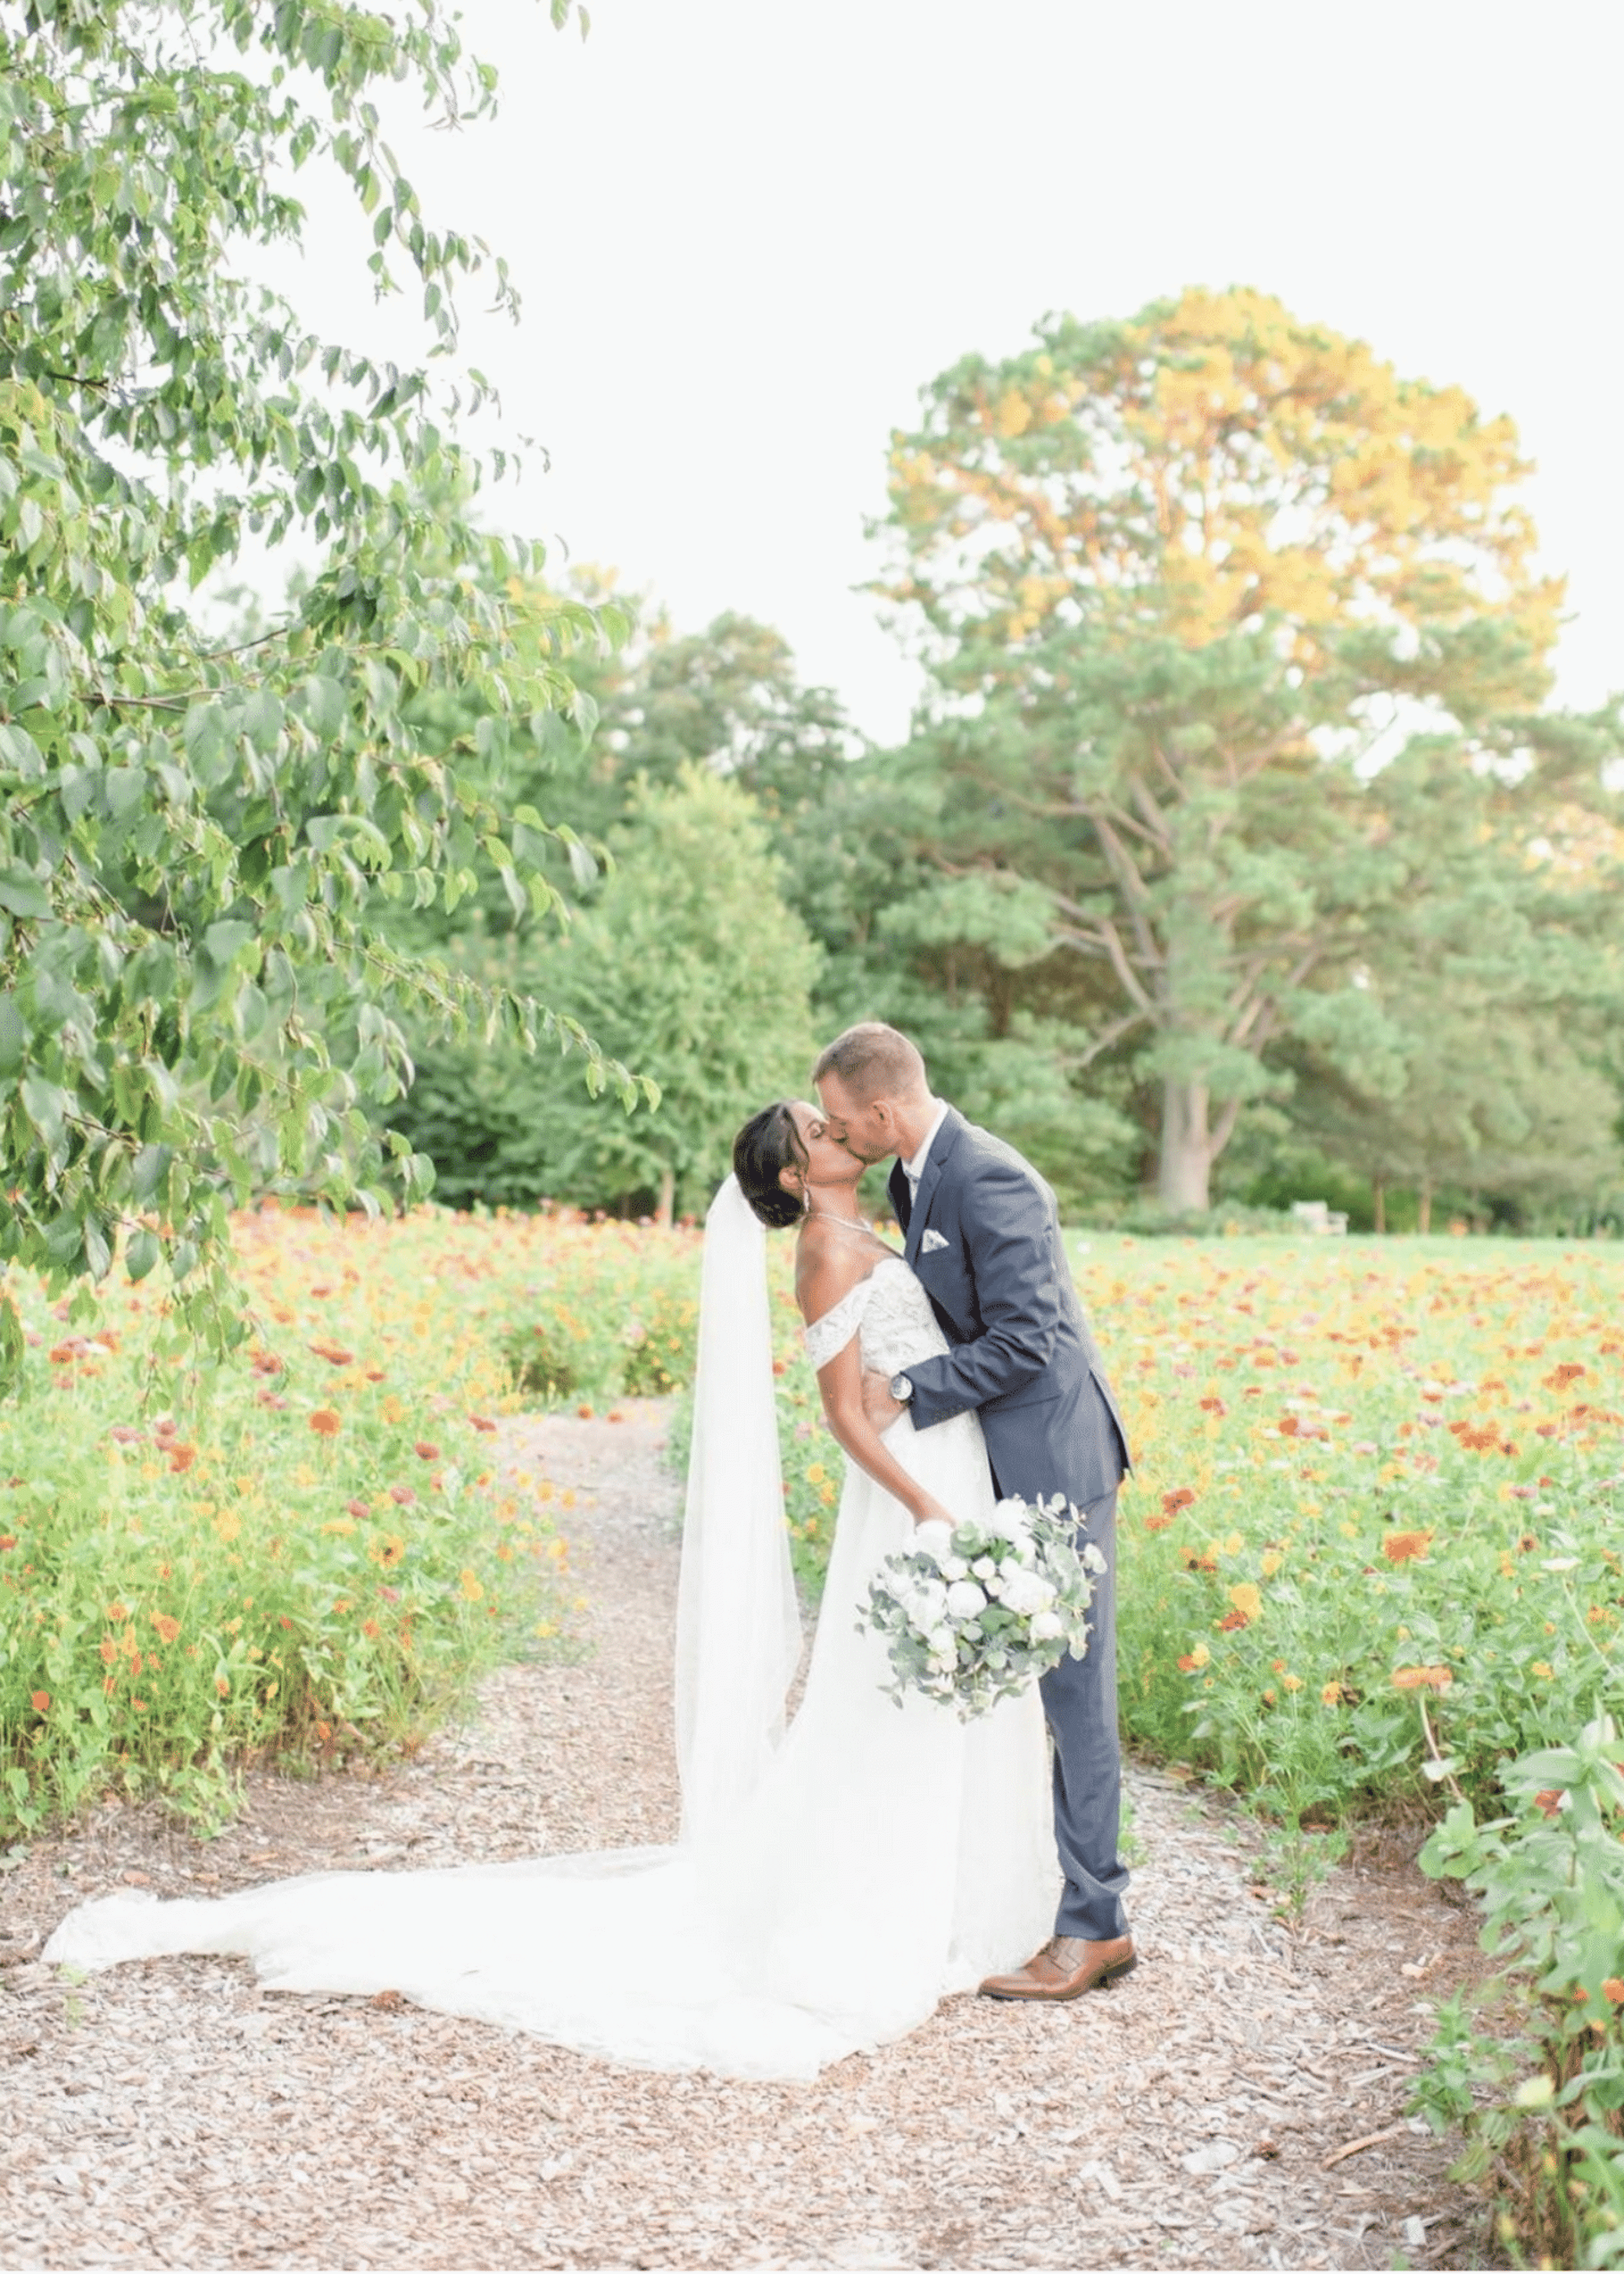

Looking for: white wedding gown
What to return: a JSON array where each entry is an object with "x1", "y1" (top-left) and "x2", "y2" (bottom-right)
[{"x1": 45, "y1": 1254, "x2": 1055, "y2": 2080}]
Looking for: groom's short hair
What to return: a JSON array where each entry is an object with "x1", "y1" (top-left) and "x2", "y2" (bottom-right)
[{"x1": 814, "y1": 1022, "x2": 928, "y2": 1103}]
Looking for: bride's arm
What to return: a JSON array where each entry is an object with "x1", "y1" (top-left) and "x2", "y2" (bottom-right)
[
  {"x1": 798, "y1": 1242, "x2": 954, "y2": 1528},
  {"x1": 815, "y1": 1338, "x2": 956, "y2": 1528}
]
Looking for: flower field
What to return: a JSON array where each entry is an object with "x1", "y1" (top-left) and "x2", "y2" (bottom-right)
[
  {"x1": 771, "y1": 1232, "x2": 1624, "y2": 1834},
  {"x1": 0, "y1": 1207, "x2": 597, "y2": 1838},
  {"x1": 6, "y1": 1211, "x2": 1621, "y2": 1856}
]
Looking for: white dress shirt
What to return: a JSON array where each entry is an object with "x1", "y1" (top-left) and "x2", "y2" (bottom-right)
[{"x1": 901, "y1": 1100, "x2": 949, "y2": 1198}]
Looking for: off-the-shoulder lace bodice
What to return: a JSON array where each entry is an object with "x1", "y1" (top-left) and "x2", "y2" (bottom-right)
[{"x1": 802, "y1": 1255, "x2": 949, "y2": 1376}]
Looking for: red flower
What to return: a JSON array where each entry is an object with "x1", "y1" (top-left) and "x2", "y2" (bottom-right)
[
  {"x1": 109, "y1": 1425, "x2": 142, "y2": 1443},
  {"x1": 29, "y1": 1690, "x2": 49, "y2": 1712},
  {"x1": 310, "y1": 1342, "x2": 355, "y2": 1367},
  {"x1": 345, "y1": 1499, "x2": 370, "y2": 1520},
  {"x1": 1533, "y1": 1789, "x2": 1563, "y2": 1818},
  {"x1": 469, "y1": 1416, "x2": 497, "y2": 1433},
  {"x1": 389, "y1": 1485, "x2": 416, "y2": 1506},
  {"x1": 413, "y1": 1440, "x2": 440, "y2": 1462},
  {"x1": 1216, "y1": 1609, "x2": 1249, "y2": 1632}
]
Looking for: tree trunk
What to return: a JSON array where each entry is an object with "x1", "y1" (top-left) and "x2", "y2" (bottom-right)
[
  {"x1": 655, "y1": 1162, "x2": 675, "y2": 1230},
  {"x1": 1417, "y1": 1177, "x2": 1432, "y2": 1236},
  {"x1": 1157, "y1": 1079, "x2": 1212, "y2": 1212},
  {"x1": 1372, "y1": 1179, "x2": 1386, "y2": 1235}
]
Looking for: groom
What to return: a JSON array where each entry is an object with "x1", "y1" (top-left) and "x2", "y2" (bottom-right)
[{"x1": 813, "y1": 1022, "x2": 1136, "y2": 2000}]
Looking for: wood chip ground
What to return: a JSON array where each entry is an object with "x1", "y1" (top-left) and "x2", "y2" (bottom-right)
[{"x1": 1, "y1": 1403, "x2": 1495, "y2": 2271}]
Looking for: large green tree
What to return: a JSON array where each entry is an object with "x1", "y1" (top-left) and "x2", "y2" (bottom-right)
[
  {"x1": 880, "y1": 287, "x2": 1622, "y2": 1210},
  {"x1": 0, "y1": 0, "x2": 638, "y2": 1368},
  {"x1": 403, "y1": 769, "x2": 819, "y2": 1222}
]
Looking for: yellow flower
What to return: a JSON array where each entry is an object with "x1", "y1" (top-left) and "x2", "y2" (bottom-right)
[
  {"x1": 1226, "y1": 1581, "x2": 1262, "y2": 1624},
  {"x1": 322, "y1": 1518, "x2": 357, "y2": 1536},
  {"x1": 1282, "y1": 1673, "x2": 1303, "y2": 1693},
  {"x1": 1222, "y1": 1530, "x2": 1244, "y2": 1556},
  {"x1": 382, "y1": 1394, "x2": 405, "y2": 1426},
  {"x1": 215, "y1": 1511, "x2": 242, "y2": 1543},
  {"x1": 1532, "y1": 1659, "x2": 1553, "y2": 1679},
  {"x1": 1322, "y1": 1681, "x2": 1345, "y2": 1706},
  {"x1": 458, "y1": 1569, "x2": 484, "y2": 1602},
  {"x1": 1260, "y1": 1551, "x2": 1282, "y2": 1578},
  {"x1": 805, "y1": 1463, "x2": 826, "y2": 1485},
  {"x1": 1184, "y1": 1643, "x2": 1211, "y2": 1669}
]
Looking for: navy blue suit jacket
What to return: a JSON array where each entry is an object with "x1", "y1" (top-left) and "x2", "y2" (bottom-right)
[{"x1": 889, "y1": 1108, "x2": 1129, "y2": 1508}]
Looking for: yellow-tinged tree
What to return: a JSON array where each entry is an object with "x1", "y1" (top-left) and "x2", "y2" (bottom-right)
[{"x1": 881, "y1": 287, "x2": 1606, "y2": 1209}]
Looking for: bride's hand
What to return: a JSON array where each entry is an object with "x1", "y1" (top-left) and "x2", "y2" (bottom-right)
[{"x1": 912, "y1": 1495, "x2": 956, "y2": 1530}]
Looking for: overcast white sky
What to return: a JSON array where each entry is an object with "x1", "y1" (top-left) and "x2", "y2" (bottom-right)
[{"x1": 269, "y1": 0, "x2": 1622, "y2": 744}]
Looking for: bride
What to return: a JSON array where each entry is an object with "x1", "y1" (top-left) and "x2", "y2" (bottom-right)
[{"x1": 44, "y1": 1104, "x2": 1054, "y2": 2080}]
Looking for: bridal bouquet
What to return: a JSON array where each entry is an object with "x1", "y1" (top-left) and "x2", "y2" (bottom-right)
[{"x1": 861, "y1": 1496, "x2": 1104, "y2": 1719}]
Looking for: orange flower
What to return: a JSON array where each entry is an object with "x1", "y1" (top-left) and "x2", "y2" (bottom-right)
[
  {"x1": 1216, "y1": 1609, "x2": 1249, "y2": 1631},
  {"x1": 469, "y1": 1416, "x2": 497, "y2": 1433},
  {"x1": 30, "y1": 1689, "x2": 49, "y2": 1712},
  {"x1": 362, "y1": 1619, "x2": 381, "y2": 1639},
  {"x1": 413, "y1": 1440, "x2": 440, "y2": 1461},
  {"x1": 1392, "y1": 1664, "x2": 1453, "y2": 1690},
  {"x1": 309, "y1": 1408, "x2": 341, "y2": 1436},
  {"x1": 215, "y1": 1676, "x2": 230, "y2": 1697},
  {"x1": 1198, "y1": 1397, "x2": 1226, "y2": 1416},
  {"x1": 1142, "y1": 1514, "x2": 1174, "y2": 1532},
  {"x1": 576, "y1": 1405, "x2": 594, "y2": 1420},
  {"x1": 1383, "y1": 1530, "x2": 1433, "y2": 1563},
  {"x1": 1602, "y1": 1979, "x2": 1624, "y2": 2005},
  {"x1": 1162, "y1": 1488, "x2": 1196, "y2": 1516},
  {"x1": 152, "y1": 1613, "x2": 181, "y2": 1646},
  {"x1": 1277, "y1": 1415, "x2": 1300, "y2": 1438},
  {"x1": 1542, "y1": 1362, "x2": 1585, "y2": 1391},
  {"x1": 345, "y1": 1498, "x2": 370, "y2": 1520},
  {"x1": 169, "y1": 1443, "x2": 197, "y2": 1473},
  {"x1": 309, "y1": 1342, "x2": 355, "y2": 1367},
  {"x1": 99, "y1": 1638, "x2": 117, "y2": 1665},
  {"x1": 389, "y1": 1484, "x2": 416, "y2": 1506}
]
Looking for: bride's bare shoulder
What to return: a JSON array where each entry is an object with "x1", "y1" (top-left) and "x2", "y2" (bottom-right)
[{"x1": 793, "y1": 1220, "x2": 889, "y2": 1323}]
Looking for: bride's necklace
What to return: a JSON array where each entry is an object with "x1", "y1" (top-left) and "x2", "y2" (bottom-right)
[{"x1": 806, "y1": 1207, "x2": 874, "y2": 1239}]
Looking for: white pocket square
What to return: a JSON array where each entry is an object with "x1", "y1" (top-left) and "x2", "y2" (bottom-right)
[{"x1": 921, "y1": 1229, "x2": 950, "y2": 1253}]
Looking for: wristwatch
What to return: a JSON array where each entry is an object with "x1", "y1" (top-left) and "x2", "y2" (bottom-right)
[{"x1": 889, "y1": 1373, "x2": 914, "y2": 1403}]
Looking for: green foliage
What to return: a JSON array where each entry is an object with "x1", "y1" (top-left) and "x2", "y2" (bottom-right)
[
  {"x1": 1415, "y1": 1711, "x2": 1624, "y2": 2265},
  {"x1": 394, "y1": 768, "x2": 821, "y2": 1219},
  {"x1": 0, "y1": 0, "x2": 639, "y2": 1360}
]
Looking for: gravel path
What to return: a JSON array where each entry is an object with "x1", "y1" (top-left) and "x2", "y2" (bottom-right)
[{"x1": 1, "y1": 1403, "x2": 1490, "y2": 2272}]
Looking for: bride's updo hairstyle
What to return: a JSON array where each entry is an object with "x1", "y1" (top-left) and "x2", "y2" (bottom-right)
[{"x1": 733, "y1": 1104, "x2": 807, "y2": 1231}]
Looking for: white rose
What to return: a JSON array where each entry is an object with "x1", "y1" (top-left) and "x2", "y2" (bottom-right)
[
  {"x1": 943, "y1": 1556, "x2": 969, "y2": 1582},
  {"x1": 971, "y1": 1556, "x2": 996, "y2": 1580},
  {"x1": 1082, "y1": 1543, "x2": 1107, "y2": 1574},
  {"x1": 927, "y1": 1626, "x2": 955, "y2": 1657},
  {"x1": 913, "y1": 1520, "x2": 954, "y2": 1568},
  {"x1": 1002, "y1": 1570, "x2": 1056, "y2": 1618},
  {"x1": 944, "y1": 1579, "x2": 989, "y2": 1621},
  {"x1": 1031, "y1": 1609, "x2": 1064, "y2": 1643},
  {"x1": 984, "y1": 1576, "x2": 1006, "y2": 1598}
]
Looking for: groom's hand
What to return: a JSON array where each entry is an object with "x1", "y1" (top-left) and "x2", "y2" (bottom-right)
[{"x1": 861, "y1": 1368, "x2": 905, "y2": 1434}]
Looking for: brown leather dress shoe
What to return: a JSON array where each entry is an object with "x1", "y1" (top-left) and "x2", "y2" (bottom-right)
[{"x1": 978, "y1": 1934, "x2": 1137, "y2": 2002}]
